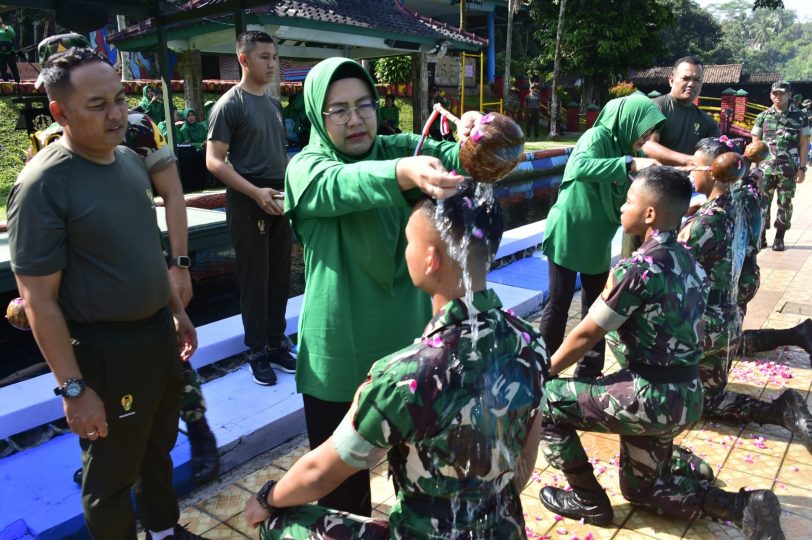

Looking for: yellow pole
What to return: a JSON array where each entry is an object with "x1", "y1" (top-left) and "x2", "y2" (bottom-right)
[
  {"x1": 479, "y1": 52, "x2": 484, "y2": 111},
  {"x1": 461, "y1": 53, "x2": 466, "y2": 115}
]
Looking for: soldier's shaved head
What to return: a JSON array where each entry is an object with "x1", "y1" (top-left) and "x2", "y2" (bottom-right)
[{"x1": 635, "y1": 166, "x2": 692, "y2": 229}]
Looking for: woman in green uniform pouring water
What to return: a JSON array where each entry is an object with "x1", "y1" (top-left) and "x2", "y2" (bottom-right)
[{"x1": 282, "y1": 57, "x2": 483, "y2": 516}]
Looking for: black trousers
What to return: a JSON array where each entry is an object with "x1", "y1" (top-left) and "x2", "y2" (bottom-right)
[
  {"x1": 72, "y1": 309, "x2": 184, "y2": 539},
  {"x1": 526, "y1": 110, "x2": 540, "y2": 139},
  {"x1": 226, "y1": 186, "x2": 292, "y2": 351},
  {"x1": 538, "y1": 261, "x2": 609, "y2": 378},
  {"x1": 303, "y1": 394, "x2": 372, "y2": 517},
  {"x1": 0, "y1": 53, "x2": 19, "y2": 83}
]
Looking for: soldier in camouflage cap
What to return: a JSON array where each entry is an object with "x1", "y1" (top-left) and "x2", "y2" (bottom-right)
[
  {"x1": 752, "y1": 81, "x2": 810, "y2": 251},
  {"x1": 244, "y1": 183, "x2": 550, "y2": 538},
  {"x1": 539, "y1": 166, "x2": 785, "y2": 539},
  {"x1": 678, "y1": 138, "x2": 812, "y2": 454}
]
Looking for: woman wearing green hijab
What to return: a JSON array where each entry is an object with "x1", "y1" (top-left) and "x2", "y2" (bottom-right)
[
  {"x1": 284, "y1": 57, "x2": 482, "y2": 516},
  {"x1": 137, "y1": 83, "x2": 164, "y2": 124},
  {"x1": 178, "y1": 107, "x2": 207, "y2": 149},
  {"x1": 539, "y1": 93, "x2": 665, "y2": 379}
]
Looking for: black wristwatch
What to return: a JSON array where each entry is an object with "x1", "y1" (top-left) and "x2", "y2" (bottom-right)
[
  {"x1": 54, "y1": 378, "x2": 86, "y2": 398},
  {"x1": 169, "y1": 255, "x2": 191, "y2": 268},
  {"x1": 257, "y1": 480, "x2": 278, "y2": 514},
  {"x1": 800, "y1": 166, "x2": 808, "y2": 172}
]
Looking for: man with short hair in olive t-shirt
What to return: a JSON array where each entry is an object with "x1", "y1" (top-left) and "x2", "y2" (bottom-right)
[
  {"x1": 643, "y1": 56, "x2": 720, "y2": 166},
  {"x1": 6, "y1": 48, "x2": 199, "y2": 539},
  {"x1": 206, "y1": 31, "x2": 295, "y2": 387}
]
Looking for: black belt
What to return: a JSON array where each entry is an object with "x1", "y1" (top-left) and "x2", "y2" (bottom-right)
[
  {"x1": 628, "y1": 362, "x2": 699, "y2": 384},
  {"x1": 242, "y1": 175, "x2": 284, "y2": 190}
]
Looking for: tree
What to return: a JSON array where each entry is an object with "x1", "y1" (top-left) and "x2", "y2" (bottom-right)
[
  {"x1": 502, "y1": 0, "x2": 520, "y2": 106},
  {"x1": 529, "y1": 0, "x2": 675, "y2": 107},
  {"x1": 374, "y1": 55, "x2": 412, "y2": 84},
  {"x1": 549, "y1": 0, "x2": 566, "y2": 139},
  {"x1": 658, "y1": 0, "x2": 734, "y2": 65}
]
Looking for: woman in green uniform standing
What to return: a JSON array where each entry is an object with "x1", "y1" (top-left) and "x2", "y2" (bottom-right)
[
  {"x1": 284, "y1": 57, "x2": 481, "y2": 517},
  {"x1": 539, "y1": 93, "x2": 664, "y2": 379}
]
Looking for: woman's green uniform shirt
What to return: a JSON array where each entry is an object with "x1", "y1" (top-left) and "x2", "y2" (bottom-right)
[
  {"x1": 542, "y1": 94, "x2": 665, "y2": 274},
  {"x1": 284, "y1": 58, "x2": 463, "y2": 402}
]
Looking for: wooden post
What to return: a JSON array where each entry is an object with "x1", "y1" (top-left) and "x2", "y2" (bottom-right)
[
  {"x1": 412, "y1": 52, "x2": 428, "y2": 133},
  {"x1": 178, "y1": 50, "x2": 203, "y2": 116},
  {"x1": 155, "y1": 19, "x2": 175, "y2": 151}
]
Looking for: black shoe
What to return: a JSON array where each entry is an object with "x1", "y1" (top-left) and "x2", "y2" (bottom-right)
[
  {"x1": 145, "y1": 524, "x2": 208, "y2": 539},
  {"x1": 702, "y1": 487, "x2": 785, "y2": 540},
  {"x1": 775, "y1": 389, "x2": 812, "y2": 453},
  {"x1": 73, "y1": 467, "x2": 82, "y2": 485},
  {"x1": 772, "y1": 237, "x2": 785, "y2": 251},
  {"x1": 267, "y1": 345, "x2": 296, "y2": 373},
  {"x1": 187, "y1": 417, "x2": 220, "y2": 485},
  {"x1": 247, "y1": 349, "x2": 277, "y2": 386},
  {"x1": 539, "y1": 485, "x2": 614, "y2": 525},
  {"x1": 760, "y1": 231, "x2": 768, "y2": 250}
]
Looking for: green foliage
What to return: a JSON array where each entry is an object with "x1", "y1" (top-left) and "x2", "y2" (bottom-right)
[
  {"x1": 0, "y1": 99, "x2": 29, "y2": 222},
  {"x1": 528, "y1": 0, "x2": 675, "y2": 79},
  {"x1": 608, "y1": 81, "x2": 637, "y2": 98},
  {"x1": 374, "y1": 56, "x2": 412, "y2": 84},
  {"x1": 658, "y1": 0, "x2": 734, "y2": 65}
]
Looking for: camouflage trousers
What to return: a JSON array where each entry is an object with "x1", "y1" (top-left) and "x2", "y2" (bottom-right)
[
  {"x1": 180, "y1": 362, "x2": 207, "y2": 424},
  {"x1": 259, "y1": 504, "x2": 390, "y2": 540},
  {"x1": 762, "y1": 161, "x2": 798, "y2": 231},
  {"x1": 540, "y1": 370, "x2": 708, "y2": 520}
]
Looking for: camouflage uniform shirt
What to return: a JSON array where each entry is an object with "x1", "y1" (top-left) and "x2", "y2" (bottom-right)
[
  {"x1": 752, "y1": 105, "x2": 811, "y2": 167},
  {"x1": 332, "y1": 289, "x2": 549, "y2": 539},
  {"x1": 594, "y1": 230, "x2": 708, "y2": 369},
  {"x1": 732, "y1": 171, "x2": 765, "y2": 309}
]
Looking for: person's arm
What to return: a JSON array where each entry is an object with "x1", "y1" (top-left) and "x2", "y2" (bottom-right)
[
  {"x1": 549, "y1": 316, "x2": 607, "y2": 376},
  {"x1": 166, "y1": 282, "x2": 197, "y2": 361},
  {"x1": 15, "y1": 273, "x2": 108, "y2": 439},
  {"x1": 568, "y1": 136, "x2": 659, "y2": 183},
  {"x1": 150, "y1": 164, "x2": 192, "y2": 306},
  {"x1": 642, "y1": 133, "x2": 694, "y2": 166},
  {"x1": 797, "y1": 133, "x2": 809, "y2": 184},
  {"x1": 206, "y1": 139, "x2": 283, "y2": 215}
]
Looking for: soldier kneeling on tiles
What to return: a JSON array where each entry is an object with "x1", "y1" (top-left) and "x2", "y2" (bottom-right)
[{"x1": 537, "y1": 166, "x2": 786, "y2": 540}]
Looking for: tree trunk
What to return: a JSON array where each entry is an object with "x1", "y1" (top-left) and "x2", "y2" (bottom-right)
[
  {"x1": 549, "y1": 0, "x2": 567, "y2": 139},
  {"x1": 502, "y1": 0, "x2": 516, "y2": 105},
  {"x1": 117, "y1": 15, "x2": 132, "y2": 80},
  {"x1": 412, "y1": 52, "x2": 429, "y2": 133},
  {"x1": 178, "y1": 50, "x2": 203, "y2": 115}
]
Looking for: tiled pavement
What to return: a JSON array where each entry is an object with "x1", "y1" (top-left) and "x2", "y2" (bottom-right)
[{"x1": 152, "y1": 180, "x2": 812, "y2": 539}]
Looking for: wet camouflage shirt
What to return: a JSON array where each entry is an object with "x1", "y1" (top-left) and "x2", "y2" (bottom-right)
[
  {"x1": 752, "y1": 105, "x2": 811, "y2": 164},
  {"x1": 332, "y1": 289, "x2": 549, "y2": 539},
  {"x1": 732, "y1": 171, "x2": 765, "y2": 307},
  {"x1": 591, "y1": 230, "x2": 708, "y2": 368}
]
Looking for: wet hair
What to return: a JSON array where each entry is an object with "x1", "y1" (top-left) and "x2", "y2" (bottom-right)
[
  {"x1": 673, "y1": 56, "x2": 704, "y2": 72},
  {"x1": 414, "y1": 181, "x2": 504, "y2": 272},
  {"x1": 635, "y1": 166, "x2": 692, "y2": 228},
  {"x1": 40, "y1": 47, "x2": 108, "y2": 101},
  {"x1": 695, "y1": 137, "x2": 740, "y2": 159},
  {"x1": 236, "y1": 31, "x2": 274, "y2": 55}
]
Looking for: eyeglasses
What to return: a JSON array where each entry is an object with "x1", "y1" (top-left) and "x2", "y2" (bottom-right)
[{"x1": 322, "y1": 100, "x2": 377, "y2": 125}]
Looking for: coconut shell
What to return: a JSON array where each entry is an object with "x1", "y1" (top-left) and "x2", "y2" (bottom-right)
[
  {"x1": 6, "y1": 297, "x2": 30, "y2": 331},
  {"x1": 744, "y1": 140, "x2": 770, "y2": 163},
  {"x1": 711, "y1": 152, "x2": 746, "y2": 184},
  {"x1": 458, "y1": 113, "x2": 525, "y2": 183}
]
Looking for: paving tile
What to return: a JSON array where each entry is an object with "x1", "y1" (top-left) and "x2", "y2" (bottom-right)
[
  {"x1": 196, "y1": 482, "x2": 254, "y2": 522},
  {"x1": 236, "y1": 464, "x2": 286, "y2": 493},
  {"x1": 370, "y1": 471, "x2": 396, "y2": 508},
  {"x1": 616, "y1": 507, "x2": 687, "y2": 539},
  {"x1": 775, "y1": 451, "x2": 812, "y2": 489},
  {"x1": 737, "y1": 428, "x2": 790, "y2": 458},
  {"x1": 580, "y1": 432, "x2": 621, "y2": 462},
  {"x1": 222, "y1": 511, "x2": 257, "y2": 537},
  {"x1": 197, "y1": 522, "x2": 249, "y2": 539},
  {"x1": 713, "y1": 466, "x2": 775, "y2": 493},
  {"x1": 723, "y1": 445, "x2": 783, "y2": 480},
  {"x1": 682, "y1": 517, "x2": 746, "y2": 539},
  {"x1": 270, "y1": 444, "x2": 310, "y2": 471},
  {"x1": 783, "y1": 439, "x2": 812, "y2": 464},
  {"x1": 772, "y1": 477, "x2": 812, "y2": 520},
  {"x1": 175, "y1": 505, "x2": 222, "y2": 536}
]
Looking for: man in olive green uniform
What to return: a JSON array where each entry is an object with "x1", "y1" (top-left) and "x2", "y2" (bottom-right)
[
  {"x1": 642, "y1": 56, "x2": 720, "y2": 166},
  {"x1": 752, "y1": 81, "x2": 810, "y2": 251},
  {"x1": 0, "y1": 15, "x2": 19, "y2": 83},
  {"x1": 539, "y1": 167, "x2": 785, "y2": 539},
  {"x1": 7, "y1": 48, "x2": 202, "y2": 539}
]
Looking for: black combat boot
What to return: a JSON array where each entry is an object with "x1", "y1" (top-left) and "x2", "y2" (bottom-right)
[
  {"x1": 751, "y1": 389, "x2": 812, "y2": 453},
  {"x1": 741, "y1": 319, "x2": 812, "y2": 367},
  {"x1": 187, "y1": 416, "x2": 221, "y2": 484},
  {"x1": 701, "y1": 487, "x2": 785, "y2": 540},
  {"x1": 668, "y1": 445, "x2": 715, "y2": 482},
  {"x1": 760, "y1": 230, "x2": 768, "y2": 250},
  {"x1": 772, "y1": 228, "x2": 785, "y2": 251},
  {"x1": 539, "y1": 466, "x2": 613, "y2": 525}
]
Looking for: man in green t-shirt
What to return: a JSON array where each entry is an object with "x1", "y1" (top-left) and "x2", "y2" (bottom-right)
[
  {"x1": 0, "y1": 16, "x2": 19, "y2": 83},
  {"x1": 642, "y1": 56, "x2": 720, "y2": 166}
]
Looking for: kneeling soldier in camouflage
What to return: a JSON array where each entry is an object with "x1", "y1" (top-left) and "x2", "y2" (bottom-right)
[{"x1": 538, "y1": 166, "x2": 785, "y2": 540}]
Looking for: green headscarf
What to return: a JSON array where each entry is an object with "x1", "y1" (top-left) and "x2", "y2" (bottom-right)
[
  {"x1": 592, "y1": 93, "x2": 665, "y2": 155},
  {"x1": 178, "y1": 107, "x2": 207, "y2": 146},
  {"x1": 139, "y1": 84, "x2": 156, "y2": 110},
  {"x1": 285, "y1": 57, "x2": 403, "y2": 292}
]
